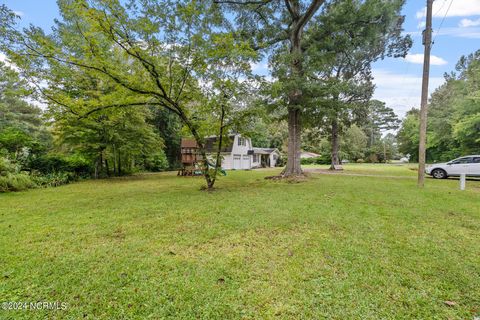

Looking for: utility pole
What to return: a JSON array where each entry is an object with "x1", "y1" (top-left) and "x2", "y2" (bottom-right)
[{"x1": 417, "y1": 0, "x2": 433, "y2": 187}]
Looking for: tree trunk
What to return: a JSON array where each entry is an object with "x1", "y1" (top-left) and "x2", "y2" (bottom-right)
[
  {"x1": 330, "y1": 120, "x2": 341, "y2": 170},
  {"x1": 94, "y1": 159, "x2": 99, "y2": 179},
  {"x1": 283, "y1": 107, "x2": 303, "y2": 176},
  {"x1": 105, "y1": 158, "x2": 110, "y2": 177},
  {"x1": 94, "y1": 151, "x2": 102, "y2": 179},
  {"x1": 178, "y1": 112, "x2": 215, "y2": 189},
  {"x1": 210, "y1": 103, "x2": 226, "y2": 188},
  {"x1": 282, "y1": 22, "x2": 304, "y2": 177},
  {"x1": 112, "y1": 143, "x2": 117, "y2": 175},
  {"x1": 118, "y1": 151, "x2": 122, "y2": 176}
]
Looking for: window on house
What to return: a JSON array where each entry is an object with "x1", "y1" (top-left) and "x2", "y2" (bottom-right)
[{"x1": 238, "y1": 137, "x2": 246, "y2": 146}]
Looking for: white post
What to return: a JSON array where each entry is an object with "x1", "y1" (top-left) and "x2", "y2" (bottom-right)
[{"x1": 460, "y1": 173, "x2": 466, "y2": 191}]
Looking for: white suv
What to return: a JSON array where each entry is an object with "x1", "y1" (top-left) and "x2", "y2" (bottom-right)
[{"x1": 426, "y1": 155, "x2": 480, "y2": 179}]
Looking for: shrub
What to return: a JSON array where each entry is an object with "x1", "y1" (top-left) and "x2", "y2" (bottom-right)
[
  {"x1": 29, "y1": 153, "x2": 91, "y2": 175},
  {"x1": 366, "y1": 154, "x2": 379, "y2": 163},
  {"x1": 0, "y1": 157, "x2": 17, "y2": 174},
  {"x1": 32, "y1": 172, "x2": 76, "y2": 188},
  {"x1": 144, "y1": 151, "x2": 169, "y2": 172},
  {"x1": 0, "y1": 172, "x2": 36, "y2": 192},
  {"x1": 300, "y1": 157, "x2": 313, "y2": 165},
  {"x1": 275, "y1": 155, "x2": 286, "y2": 167},
  {"x1": 356, "y1": 159, "x2": 365, "y2": 163},
  {"x1": 301, "y1": 155, "x2": 331, "y2": 165}
]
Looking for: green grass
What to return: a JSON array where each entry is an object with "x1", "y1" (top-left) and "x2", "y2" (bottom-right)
[
  {"x1": 0, "y1": 165, "x2": 479, "y2": 319},
  {"x1": 303, "y1": 162, "x2": 419, "y2": 176}
]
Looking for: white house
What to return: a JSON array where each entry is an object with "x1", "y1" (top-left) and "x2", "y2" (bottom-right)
[
  {"x1": 252, "y1": 148, "x2": 280, "y2": 168},
  {"x1": 204, "y1": 134, "x2": 280, "y2": 170}
]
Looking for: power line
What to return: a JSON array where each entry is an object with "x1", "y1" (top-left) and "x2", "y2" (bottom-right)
[
  {"x1": 432, "y1": 0, "x2": 454, "y2": 46},
  {"x1": 433, "y1": 0, "x2": 447, "y2": 17},
  {"x1": 395, "y1": 0, "x2": 449, "y2": 109}
]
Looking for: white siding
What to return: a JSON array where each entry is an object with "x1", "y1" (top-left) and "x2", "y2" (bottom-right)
[
  {"x1": 230, "y1": 135, "x2": 252, "y2": 169},
  {"x1": 222, "y1": 154, "x2": 233, "y2": 170},
  {"x1": 252, "y1": 154, "x2": 261, "y2": 168},
  {"x1": 242, "y1": 155, "x2": 251, "y2": 169},
  {"x1": 207, "y1": 135, "x2": 253, "y2": 170},
  {"x1": 231, "y1": 135, "x2": 251, "y2": 155},
  {"x1": 269, "y1": 153, "x2": 276, "y2": 167},
  {"x1": 232, "y1": 154, "x2": 241, "y2": 169}
]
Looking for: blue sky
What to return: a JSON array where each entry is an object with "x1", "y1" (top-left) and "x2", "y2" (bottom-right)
[{"x1": 1, "y1": 0, "x2": 480, "y2": 118}]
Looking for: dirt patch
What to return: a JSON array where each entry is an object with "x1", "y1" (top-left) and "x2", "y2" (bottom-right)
[{"x1": 264, "y1": 174, "x2": 309, "y2": 183}]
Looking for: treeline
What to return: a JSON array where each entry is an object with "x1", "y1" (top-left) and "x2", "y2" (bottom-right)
[
  {"x1": 301, "y1": 99, "x2": 401, "y2": 164},
  {"x1": 398, "y1": 51, "x2": 480, "y2": 162},
  {"x1": 0, "y1": 61, "x2": 182, "y2": 192}
]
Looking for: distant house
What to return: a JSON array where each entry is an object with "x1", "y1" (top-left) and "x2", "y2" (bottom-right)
[
  {"x1": 252, "y1": 148, "x2": 280, "y2": 168},
  {"x1": 179, "y1": 134, "x2": 280, "y2": 171},
  {"x1": 300, "y1": 151, "x2": 321, "y2": 159}
]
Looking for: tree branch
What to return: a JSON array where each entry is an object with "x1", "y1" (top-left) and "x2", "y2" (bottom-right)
[
  {"x1": 213, "y1": 0, "x2": 272, "y2": 5},
  {"x1": 297, "y1": 0, "x2": 325, "y2": 32}
]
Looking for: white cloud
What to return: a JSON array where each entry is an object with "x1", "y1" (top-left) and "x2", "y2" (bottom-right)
[
  {"x1": 404, "y1": 54, "x2": 448, "y2": 66},
  {"x1": 417, "y1": 21, "x2": 426, "y2": 29},
  {"x1": 435, "y1": 27, "x2": 480, "y2": 38},
  {"x1": 0, "y1": 52, "x2": 19, "y2": 71},
  {"x1": 459, "y1": 18, "x2": 480, "y2": 27},
  {"x1": 417, "y1": 0, "x2": 480, "y2": 19},
  {"x1": 372, "y1": 69, "x2": 445, "y2": 119},
  {"x1": 13, "y1": 11, "x2": 24, "y2": 17},
  {"x1": 406, "y1": 26, "x2": 480, "y2": 39}
]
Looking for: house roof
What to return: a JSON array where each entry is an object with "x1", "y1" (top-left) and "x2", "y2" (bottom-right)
[
  {"x1": 181, "y1": 136, "x2": 235, "y2": 152},
  {"x1": 300, "y1": 151, "x2": 320, "y2": 158},
  {"x1": 253, "y1": 147, "x2": 279, "y2": 155},
  {"x1": 181, "y1": 138, "x2": 198, "y2": 148}
]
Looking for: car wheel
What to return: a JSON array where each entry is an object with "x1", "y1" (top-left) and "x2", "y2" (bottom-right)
[{"x1": 432, "y1": 168, "x2": 447, "y2": 179}]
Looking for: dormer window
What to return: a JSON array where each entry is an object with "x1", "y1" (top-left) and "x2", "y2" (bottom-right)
[{"x1": 238, "y1": 137, "x2": 246, "y2": 146}]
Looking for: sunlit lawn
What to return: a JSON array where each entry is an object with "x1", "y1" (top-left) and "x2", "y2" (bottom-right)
[
  {"x1": 303, "y1": 162, "x2": 419, "y2": 176},
  {"x1": 1, "y1": 165, "x2": 479, "y2": 319}
]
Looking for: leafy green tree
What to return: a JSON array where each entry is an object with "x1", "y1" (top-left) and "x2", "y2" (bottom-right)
[
  {"x1": 342, "y1": 124, "x2": 367, "y2": 162},
  {"x1": 397, "y1": 108, "x2": 420, "y2": 162},
  {"x1": 51, "y1": 100, "x2": 163, "y2": 177},
  {"x1": 0, "y1": 61, "x2": 51, "y2": 165},
  {"x1": 148, "y1": 107, "x2": 182, "y2": 169},
  {"x1": 215, "y1": 0, "x2": 326, "y2": 176},
  {"x1": 303, "y1": 0, "x2": 410, "y2": 169},
  {"x1": 450, "y1": 55, "x2": 480, "y2": 156},
  {"x1": 361, "y1": 100, "x2": 401, "y2": 147},
  {"x1": 366, "y1": 133, "x2": 398, "y2": 163},
  {"x1": 1, "y1": 0, "x2": 257, "y2": 189},
  {"x1": 399, "y1": 50, "x2": 480, "y2": 163}
]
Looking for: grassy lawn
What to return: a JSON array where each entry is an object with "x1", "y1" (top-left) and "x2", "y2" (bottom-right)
[
  {"x1": 303, "y1": 163, "x2": 419, "y2": 177},
  {"x1": 1, "y1": 165, "x2": 479, "y2": 319}
]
